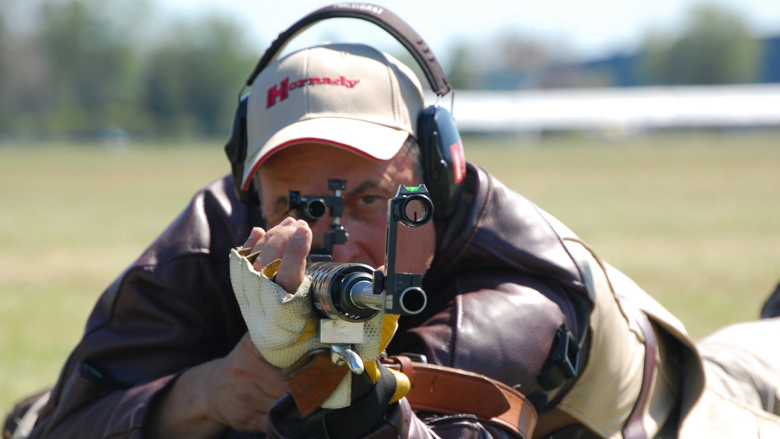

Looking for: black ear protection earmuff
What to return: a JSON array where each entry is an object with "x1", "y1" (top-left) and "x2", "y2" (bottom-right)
[{"x1": 224, "y1": 3, "x2": 466, "y2": 220}]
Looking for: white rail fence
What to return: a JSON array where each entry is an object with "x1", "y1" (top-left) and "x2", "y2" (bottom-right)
[{"x1": 430, "y1": 85, "x2": 780, "y2": 134}]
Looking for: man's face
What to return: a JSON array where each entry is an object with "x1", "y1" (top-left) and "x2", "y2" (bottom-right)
[{"x1": 258, "y1": 143, "x2": 436, "y2": 274}]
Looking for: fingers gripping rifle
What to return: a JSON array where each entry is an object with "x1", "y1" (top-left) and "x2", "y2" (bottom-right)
[{"x1": 287, "y1": 179, "x2": 433, "y2": 374}]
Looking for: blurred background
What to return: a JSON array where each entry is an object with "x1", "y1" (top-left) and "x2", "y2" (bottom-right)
[
  {"x1": 1, "y1": 0, "x2": 779, "y2": 412},
  {"x1": 2, "y1": 0, "x2": 780, "y2": 139}
]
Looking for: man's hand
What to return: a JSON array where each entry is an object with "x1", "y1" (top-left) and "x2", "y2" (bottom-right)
[
  {"x1": 147, "y1": 334, "x2": 289, "y2": 438},
  {"x1": 202, "y1": 218, "x2": 314, "y2": 432},
  {"x1": 204, "y1": 334, "x2": 290, "y2": 432},
  {"x1": 243, "y1": 217, "x2": 313, "y2": 294},
  {"x1": 147, "y1": 219, "x2": 314, "y2": 438}
]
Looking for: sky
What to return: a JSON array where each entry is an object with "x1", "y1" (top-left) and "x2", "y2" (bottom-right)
[{"x1": 156, "y1": 0, "x2": 780, "y2": 63}]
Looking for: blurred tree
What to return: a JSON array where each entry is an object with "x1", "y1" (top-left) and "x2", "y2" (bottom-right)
[
  {"x1": 481, "y1": 32, "x2": 563, "y2": 90},
  {"x1": 0, "y1": 4, "x2": 7, "y2": 131},
  {"x1": 446, "y1": 40, "x2": 481, "y2": 90},
  {"x1": 0, "y1": 0, "x2": 258, "y2": 140},
  {"x1": 0, "y1": 2, "x2": 54, "y2": 135},
  {"x1": 640, "y1": 4, "x2": 761, "y2": 85},
  {"x1": 143, "y1": 16, "x2": 256, "y2": 138},
  {"x1": 37, "y1": 0, "x2": 146, "y2": 135}
]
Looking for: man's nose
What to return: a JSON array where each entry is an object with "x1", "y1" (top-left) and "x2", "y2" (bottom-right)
[
  {"x1": 309, "y1": 216, "x2": 366, "y2": 263},
  {"x1": 308, "y1": 217, "x2": 331, "y2": 250},
  {"x1": 330, "y1": 237, "x2": 364, "y2": 264}
]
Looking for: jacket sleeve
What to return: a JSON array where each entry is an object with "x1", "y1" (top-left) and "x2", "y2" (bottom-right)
[
  {"x1": 27, "y1": 177, "x2": 258, "y2": 439},
  {"x1": 27, "y1": 254, "x2": 246, "y2": 439}
]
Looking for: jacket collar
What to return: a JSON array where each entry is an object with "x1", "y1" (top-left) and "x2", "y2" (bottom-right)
[{"x1": 424, "y1": 163, "x2": 586, "y2": 295}]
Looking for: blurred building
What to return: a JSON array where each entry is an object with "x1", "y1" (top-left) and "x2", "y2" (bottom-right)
[
  {"x1": 553, "y1": 35, "x2": 780, "y2": 89},
  {"x1": 445, "y1": 35, "x2": 780, "y2": 136}
]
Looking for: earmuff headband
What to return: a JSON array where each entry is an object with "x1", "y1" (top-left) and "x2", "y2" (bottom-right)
[{"x1": 244, "y1": 3, "x2": 452, "y2": 98}]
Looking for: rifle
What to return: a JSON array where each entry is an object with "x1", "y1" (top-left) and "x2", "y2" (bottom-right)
[{"x1": 287, "y1": 178, "x2": 433, "y2": 373}]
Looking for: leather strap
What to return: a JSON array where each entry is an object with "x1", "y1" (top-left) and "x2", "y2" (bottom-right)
[
  {"x1": 618, "y1": 300, "x2": 658, "y2": 439},
  {"x1": 284, "y1": 350, "x2": 349, "y2": 417},
  {"x1": 385, "y1": 356, "x2": 538, "y2": 439}
]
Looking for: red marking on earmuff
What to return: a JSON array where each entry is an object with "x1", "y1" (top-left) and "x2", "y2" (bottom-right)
[{"x1": 449, "y1": 140, "x2": 465, "y2": 183}]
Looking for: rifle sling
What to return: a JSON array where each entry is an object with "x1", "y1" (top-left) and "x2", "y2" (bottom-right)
[{"x1": 384, "y1": 356, "x2": 538, "y2": 439}]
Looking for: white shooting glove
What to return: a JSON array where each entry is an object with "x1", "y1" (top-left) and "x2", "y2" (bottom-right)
[{"x1": 229, "y1": 247, "x2": 387, "y2": 409}]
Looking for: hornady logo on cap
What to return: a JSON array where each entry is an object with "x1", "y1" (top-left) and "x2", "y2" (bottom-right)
[{"x1": 266, "y1": 76, "x2": 360, "y2": 108}]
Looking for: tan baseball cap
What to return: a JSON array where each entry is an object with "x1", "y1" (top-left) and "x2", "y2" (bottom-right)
[{"x1": 241, "y1": 43, "x2": 426, "y2": 190}]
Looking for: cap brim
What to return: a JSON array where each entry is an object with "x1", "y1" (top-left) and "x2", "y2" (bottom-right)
[{"x1": 242, "y1": 117, "x2": 410, "y2": 190}]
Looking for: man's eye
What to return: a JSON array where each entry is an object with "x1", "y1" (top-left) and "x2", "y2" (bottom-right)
[{"x1": 357, "y1": 195, "x2": 382, "y2": 206}]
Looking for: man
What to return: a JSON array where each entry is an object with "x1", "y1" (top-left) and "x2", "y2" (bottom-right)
[{"x1": 7, "y1": 11, "x2": 780, "y2": 439}]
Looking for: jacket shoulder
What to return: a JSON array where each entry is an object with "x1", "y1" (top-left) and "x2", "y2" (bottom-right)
[
  {"x1": 134, "y1": 175, "x2": 263, "y2": 267},
  {"x1": 82, "y1": 175, "x2": 261, "y2": 340}
]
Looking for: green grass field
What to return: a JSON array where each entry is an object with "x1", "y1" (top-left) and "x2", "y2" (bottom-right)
[{"x1": 2, "y1": 132, "x2": 780, "y2": 411}]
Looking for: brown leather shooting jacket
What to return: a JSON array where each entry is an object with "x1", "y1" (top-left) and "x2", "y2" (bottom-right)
[{"x1": 27, "y1": 163, "x2": 656, "y2": 439}]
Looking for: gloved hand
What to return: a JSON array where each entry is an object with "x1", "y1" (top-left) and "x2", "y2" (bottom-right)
[
  {"x1": 229, "y1": 222, "x2": 409, "y2": 414},
  {"x1": 271, "y1": 359, "x2": 406, "y2": 439}
]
